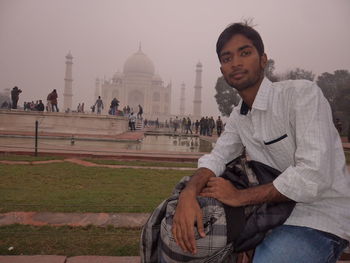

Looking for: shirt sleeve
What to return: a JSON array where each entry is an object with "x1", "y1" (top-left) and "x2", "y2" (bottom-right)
[
  {"x1": 273, "y1": 81, "x2": 337, "y2": 203},
  {"x1": 198, "y1": 110, "x2": 244, "y2": 176}
]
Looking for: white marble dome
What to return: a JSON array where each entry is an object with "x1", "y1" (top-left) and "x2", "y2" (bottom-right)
[{"x1": 123, "y1": 47, "x2": 155, "y2": 76}]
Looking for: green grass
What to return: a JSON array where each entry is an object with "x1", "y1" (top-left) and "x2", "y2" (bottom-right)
[
  {"x1": 83, "y1": 158, "x2": 197, "y2": 168},
  {"x1": 0, "y1": 162, "x2": 190, "y2": 213},
  {"x1": 0, "y1": 154, "x2": 65, "y2": 162},
  {"x1": 0, "y1": 224, "x2": 140, "y2": 256}
]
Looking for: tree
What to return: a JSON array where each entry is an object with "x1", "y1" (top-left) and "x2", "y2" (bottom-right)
[
  {"x1": 284, "y1": 67, "x2": 315, "y2": 81},
  {"x1": 214, "y1": 76, "x2": 241, "y2": 116},
  {"x1": 317, "y1": 70, "x2": 350, "y2": 136},
  {"x1": 317, "y1": 70, "x2": 350, "y2": 123},
  {"x1": 0, "y1": 92, "x2": 10, "y2": 108},
  {"x1": 264, "y1": 59, "x2": 279, "y2": 82}
]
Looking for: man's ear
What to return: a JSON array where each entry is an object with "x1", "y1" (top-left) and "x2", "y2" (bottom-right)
[
  {"x1": 220, "y1": 66, "x2": 224, "y2": 75},
  {"x1": 261, "y1": 53, "x2": 268, "y2": 69}
]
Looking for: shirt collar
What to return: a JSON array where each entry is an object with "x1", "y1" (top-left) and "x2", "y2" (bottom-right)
[{"x1": 239, "y1": 77, "x2": 272, "y2": 115}]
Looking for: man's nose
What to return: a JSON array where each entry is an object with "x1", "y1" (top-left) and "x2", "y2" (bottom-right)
[{"x1": 230, "y1": 56, "x2": 243, "y2": 68}]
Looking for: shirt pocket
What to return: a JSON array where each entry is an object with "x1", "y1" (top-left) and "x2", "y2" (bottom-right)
[
  {"x1": 262, "y1": 132, "x2": 294, "y2": 169},
  {"x1": 263, "y1": 134, "x2": 288, "y2": 145}
]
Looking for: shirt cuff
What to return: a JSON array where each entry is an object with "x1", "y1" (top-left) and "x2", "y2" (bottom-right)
[
  {"x1": 198, "y1": 154, "x2": 225, "y2": 177},
  {"x1": 273, "y1": 165, "x2": 319, "y2": 203}
]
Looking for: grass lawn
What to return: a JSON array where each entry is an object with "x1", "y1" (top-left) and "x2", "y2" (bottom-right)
[
  {"x1": 0, "y1": 162, "x2": 191, "y2": 213},
  {"x1": 83, "y1": 158, "x2": 197, "y2": 168},
  {"x1": 0, "y1": 224, "x2": 140, "y2": 256}
]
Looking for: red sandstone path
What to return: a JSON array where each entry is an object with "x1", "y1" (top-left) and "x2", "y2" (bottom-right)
[{"x1": 0, "y1": 158, "x2": 196, "y2": 170}]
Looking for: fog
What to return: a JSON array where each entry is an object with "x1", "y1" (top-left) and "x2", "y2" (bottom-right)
[{"x1": 1, "y1": 0, "x2": 349, "y2": 116}]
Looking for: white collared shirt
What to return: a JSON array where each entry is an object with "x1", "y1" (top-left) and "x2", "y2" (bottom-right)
[{"x1": 198, "y1": 77, "x2": 350, "y2": 242}]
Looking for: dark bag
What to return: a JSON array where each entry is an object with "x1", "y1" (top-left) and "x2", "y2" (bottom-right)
[
  {"x1": 221, "y1": 157, "x2": 296, "y2": 252},
  {"x1": 140, "y1": 156, "x2": 296, "y2": 263}
]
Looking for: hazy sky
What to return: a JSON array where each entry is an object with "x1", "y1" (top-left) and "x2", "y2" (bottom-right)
[{"x1": 1, "y1": 0, "x2": 349, "y2": 116}]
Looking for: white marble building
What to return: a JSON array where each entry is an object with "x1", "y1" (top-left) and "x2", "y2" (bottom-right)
[{"x1": 97, "y1": 46, "x2": 172, "y2": 120}]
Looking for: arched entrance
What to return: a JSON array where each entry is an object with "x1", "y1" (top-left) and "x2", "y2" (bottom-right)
[{"x1": 128, "y1": 90, "x2": 144, "y2": 113}]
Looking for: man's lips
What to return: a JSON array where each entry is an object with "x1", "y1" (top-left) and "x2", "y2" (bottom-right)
[{"x1": 229, "y1": 70, "x2": 247, "y2": 80}]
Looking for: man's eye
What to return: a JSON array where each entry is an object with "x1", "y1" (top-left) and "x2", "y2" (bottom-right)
[
  {"x1": 222, "y1": 57, "x2": 231, "y2": 63},
  {"x1": 241, "y1": 50, "x2": 251, "y2": 56}
]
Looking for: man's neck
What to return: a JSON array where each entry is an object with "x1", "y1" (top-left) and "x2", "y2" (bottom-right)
[{"x1": 238, "y1": 76, "x2": 264, "y2": 109}]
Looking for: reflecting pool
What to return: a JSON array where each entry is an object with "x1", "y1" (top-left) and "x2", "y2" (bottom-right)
[{"x1": 0, "y1": 135, "x2": 213, "y2": 153}]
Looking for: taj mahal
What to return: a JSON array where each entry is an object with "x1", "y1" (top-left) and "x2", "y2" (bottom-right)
[{"x1": 63, "y1": 45, "x2": 203, "y2": 121}]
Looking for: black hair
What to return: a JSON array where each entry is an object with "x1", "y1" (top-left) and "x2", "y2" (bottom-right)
[{"x1": 216, "y1": 23, "x2": 264, "y2": 61}]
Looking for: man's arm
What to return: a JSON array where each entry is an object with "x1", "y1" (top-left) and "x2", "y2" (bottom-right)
[
  {"x1": 172, "y1": 167, "x2": 215, "y2": 254},
  {"x1": 173, "y1": 108, "x2": 244, "y2": 254},
  {"x1": 200, "y1": 178, "x2": 291, "y2": 207},
  {"x1": 273, "y1": 82, "x2": 338, "y2": 203}
]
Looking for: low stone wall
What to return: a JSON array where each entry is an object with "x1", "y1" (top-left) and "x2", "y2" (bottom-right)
[{"x1": 0, "y1": 110, "x2": 129, "y2": 137}]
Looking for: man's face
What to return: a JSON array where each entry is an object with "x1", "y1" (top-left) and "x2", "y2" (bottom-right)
[{"x1": 219, "y1": 34, "x2": 267, "y2": 92}]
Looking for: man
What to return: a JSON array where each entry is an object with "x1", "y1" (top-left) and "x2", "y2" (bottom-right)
[
  {"x1": 50, "y1": 89, "x2": 58, "y2": 112},
  {"x1": 216, "y1": 116, "x2": 223, "y2": 136},
  {"x1": 137, "y1": 104, "x2": 143, "y2": 119},
  {"x1": 195, "y1": 119, "x2": 200, "y2": 134},
  {"x1": 94, "y1": 96, "x2": 104, "y2": 114},
  {"x1": 208, "y1": 116, "x2": 215, "y2": 136},
  {"x1": 335, "y1": 118, "x2": 342, "y2": 134},
  {"x1": 128, "y1": 112, "x2": 136, "y2": 131},
  {"x1": 110, "y1": 98, "x2": 119, "y2": 115},
  {"x1": 11, "y1": 86, "x2": 22, "y2": 109},
  {"x1": 186, "y1": 117, "x2": 193, "y2": 134},
  {"x1": 35, "y1": 100, "x2": 45, "y2": 111},
  {"x1": 47, "y1": 89, "x2": 58, "y2": 112},
  {"x1": 172, "y1": 23, "x2": 350, "y2": 262},
  {"x1": 173, "y1": 116, "x2": 179, "y2": 132}
]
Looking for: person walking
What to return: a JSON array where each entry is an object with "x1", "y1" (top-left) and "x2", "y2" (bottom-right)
[
  {"x1": 186, "y1": 117, "x2": 193, "y2": 134},
  {"x1": 11, "y1": 86, "x2": 22, "y2": 109},
  {"x1": 94, "y1": 96, "x2": 104, "y2": 114},
  {"x1": 208, "y1": 116, "x2": 215, "y2": 136},
  {"x1": 216, "y1": 116, "x2": 223, "y2": 136},
  {"x1": 137, "y1": 104, "x2": 143, "y2": 119},
  {"x1": 195, "y1": 120, "x2": 200, "y2": 134}
]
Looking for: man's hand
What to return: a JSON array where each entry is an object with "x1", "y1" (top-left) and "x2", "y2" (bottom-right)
[
  {"x1": 172, "y1": 190, "x2": 206, "y2": 254},
  {"x1": 171, "y1": 167, "x2": 215, "y2": 254},
  {"x1": 201, "y1": 178, "x2": 291, "y2": 207},
  {"x1": 200, "y1": 177, "x2": 242, "y2": 207}
]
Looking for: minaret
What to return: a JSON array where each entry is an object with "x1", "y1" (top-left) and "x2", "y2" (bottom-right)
[
  {"x1": 63, "y1": 52, "x2": 73, "y2": 111},
  {"x1": 180, "y1": 82, "x2": 185, "y2": 116},
  {"x1": 193, "y1": 61, "x2": 202, "y2": 118},
  {"x1": 94, "y1": 77, "x2": 100, "y2": 99}
]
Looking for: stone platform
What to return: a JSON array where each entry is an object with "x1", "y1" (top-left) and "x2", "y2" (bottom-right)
[{"x1": 0, "y1": 110, "x2": 129, "y2": 138}]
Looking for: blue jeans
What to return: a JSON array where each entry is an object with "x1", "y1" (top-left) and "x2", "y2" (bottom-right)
[{"x1": 253, "y1": 225, "x2": 348, "y2": 263}]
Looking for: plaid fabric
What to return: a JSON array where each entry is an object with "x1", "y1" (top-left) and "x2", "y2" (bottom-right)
[
  {"x1": 160, "y1": 193, "x2": 228, "y2": 261},
  {"x1": 140, "y1": 175, "x2": 236, "y2": 263},
  {"x1": 140, "y1": 157, "x2": 295, "y2": 263}
]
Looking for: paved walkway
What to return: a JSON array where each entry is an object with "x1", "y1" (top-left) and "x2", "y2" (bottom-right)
[
  {"x1": 0, "y1": 255, "x2": 348, "y2": 262},
  {"x1": 0, "y1": 211, "x2": 149, "y2": 228},
  {"x1": 0, "y1": 256, "x2": 141, "y2": 263},
  {"x1": 0, "y1": 158, "x2": 197, "y2": 170}
]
